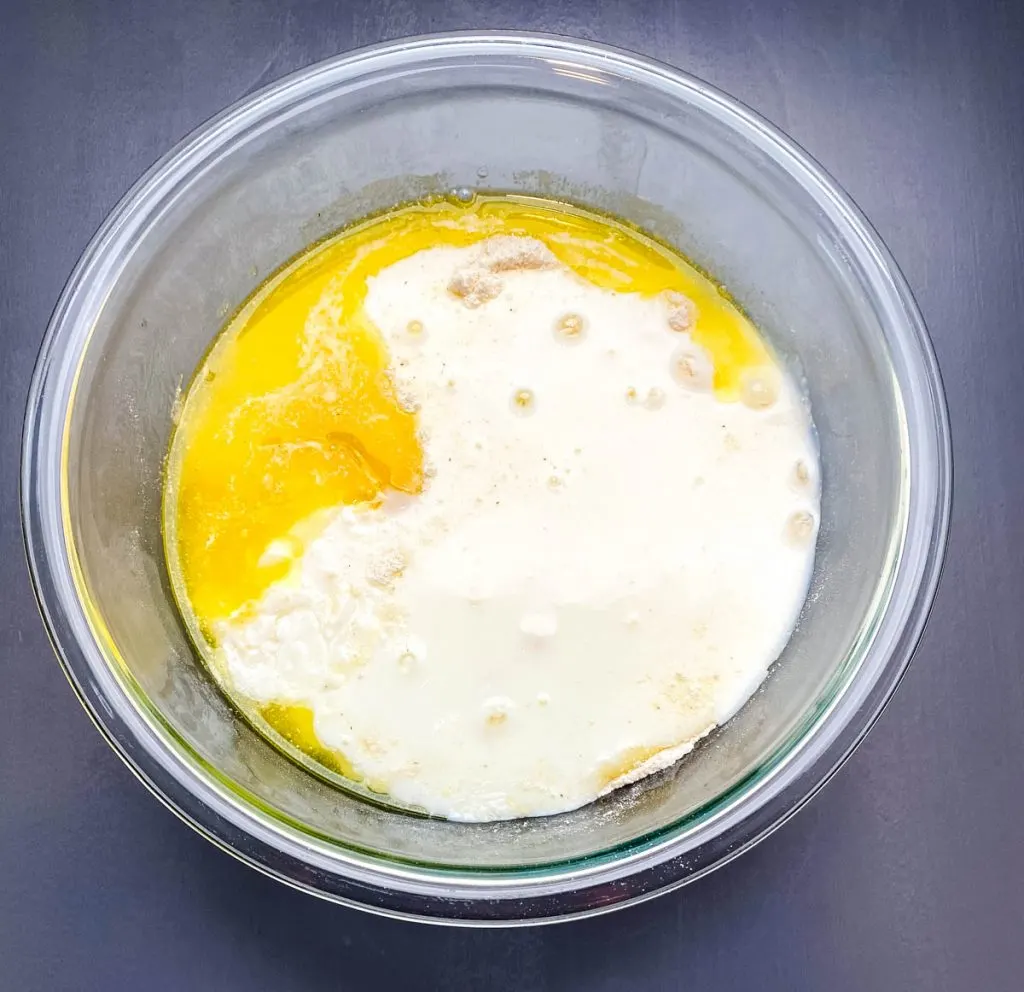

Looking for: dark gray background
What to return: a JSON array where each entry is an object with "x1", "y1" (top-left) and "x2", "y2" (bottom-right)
[{"x1": 2, "y1": 0, "x2": 1021, "y2": 988}]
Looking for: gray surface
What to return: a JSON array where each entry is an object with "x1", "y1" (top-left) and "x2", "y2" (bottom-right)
[{"x1": 1, "y1": 0, "x2": 1021, "y2": 988}]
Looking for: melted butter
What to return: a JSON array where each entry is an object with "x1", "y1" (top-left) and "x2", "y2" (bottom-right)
[
  {"x1": 260, "y1": 702, "x2": 362, "y2": 781},
  {"x1": 167, "y1": 195, "x2": 774, "y2": 783}
]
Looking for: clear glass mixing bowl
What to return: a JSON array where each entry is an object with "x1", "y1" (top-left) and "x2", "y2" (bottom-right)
[{"x1": 22, "y1": 33, "x2": 951, "y2": 924}]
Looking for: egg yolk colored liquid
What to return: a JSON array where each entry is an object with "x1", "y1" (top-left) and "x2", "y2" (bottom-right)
[{"x1": 165, "y1": 194, "x2": 772, "y2": 778}]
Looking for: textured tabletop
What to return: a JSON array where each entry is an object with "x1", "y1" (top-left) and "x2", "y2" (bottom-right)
[{"x1": 2, "y1": 1, "x2": 1022, "y2": 989}]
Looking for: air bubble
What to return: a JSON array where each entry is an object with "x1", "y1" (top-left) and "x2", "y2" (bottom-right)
[
  {"x1": 511, "y1": 388, "x2": 536, "y2": 415},
  {"x1": 476, "y1": 166, "x2": 489, "y2": 179},
  {"x1": 451, "y1": 186, "x2": 474, "y2": 203},
  {"x1": 483, "y1": 696, "x2": 515, "y2": 726},
  {"x1": 740, "y1": 368, "x2": 780, "y2": 410},
  {"x1": 670, "y1": 345, "x2": 714, "y2": 390},
  {"x1": 644, "y1": 387, "x2": 666, "y2": 410},
  {"x1": 785, "y1": 510, "x2": 816, "y2": 546},
  {"x1": 668, "y1": 309, "x2": 693, "y2": 332},
  {"x1": 554, "y1": 312, "x2": 586, "y2": 342},
  {"x1": 664, "y1": 290, "x2": 697, "y2": 332}
]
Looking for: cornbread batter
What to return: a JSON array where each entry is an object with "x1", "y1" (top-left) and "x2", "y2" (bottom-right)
[{"x1": 166, "y1": 196, "x2": 819, "y2": 821}]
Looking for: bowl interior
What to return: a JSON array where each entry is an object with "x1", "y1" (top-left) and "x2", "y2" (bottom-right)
[{"x1": 60, "y1": 46, "x2": 902, "y2": 871}]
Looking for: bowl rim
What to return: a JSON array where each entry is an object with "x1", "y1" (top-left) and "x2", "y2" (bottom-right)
[{"x1": 21, "y1": 30, "x2": 952, "y2": 925}]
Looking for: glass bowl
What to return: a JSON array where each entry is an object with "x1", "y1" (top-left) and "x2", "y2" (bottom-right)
[{"x1": 22, "y1": 33, "x2": 951, "y2": 925}]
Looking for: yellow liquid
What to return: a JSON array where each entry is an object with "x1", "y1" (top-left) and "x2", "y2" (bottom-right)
[{"x1": 164, "y1": 193, "x2": 773, "y2": 781}]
